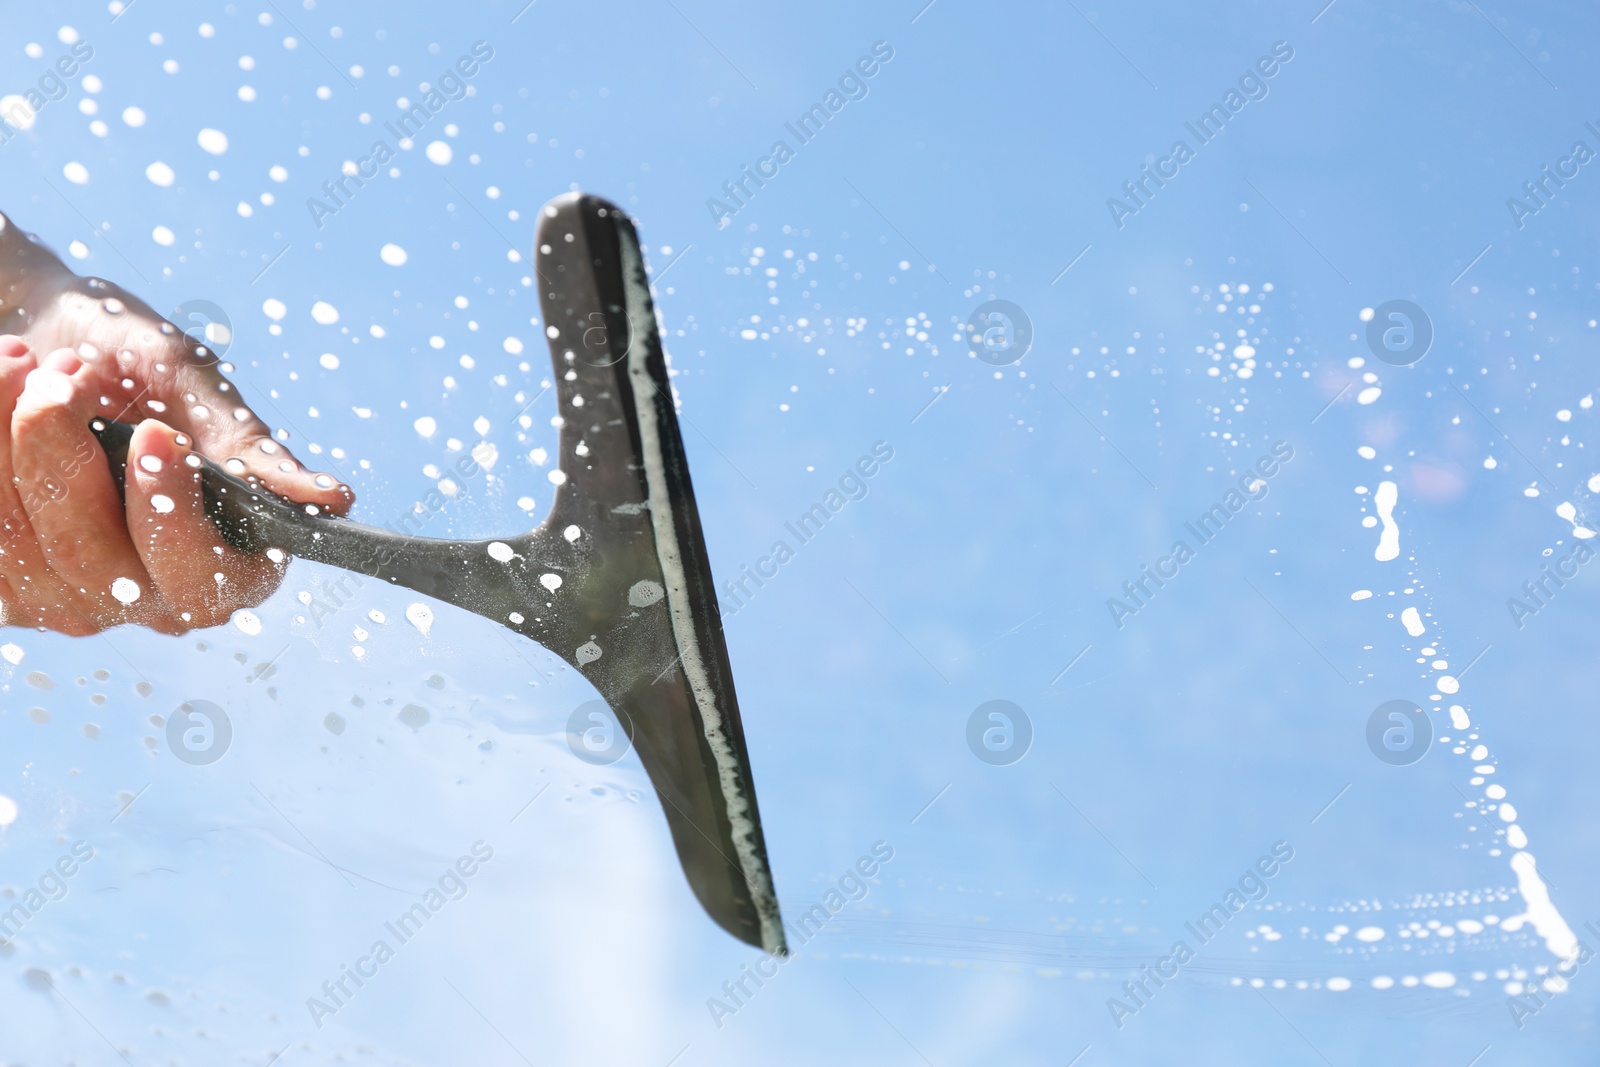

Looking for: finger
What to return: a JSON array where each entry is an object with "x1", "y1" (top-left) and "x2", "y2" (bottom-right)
[
  {"x1": 0, "y1": 343, "x2": 101, "y2": 634},
  {"x1": 21, "y1": 277, "x2": 355, "y2": 516},
  {"x1": 66, "y1": 321, "x2": 354, "y2": 516},
  {"x1": 0, "y1": 338, "x2": 37, "y2": 557},
  {"x1": 11, "y1": 351, "x2": 153, "y2": 619},
  {"x1": 124, "y1": 418, "x2": 282, "y2": 630},
  {"x1": 157, "y1": 355, "x2": 355, "y2": 515},
  {"x1": 0, "y1": 338, "x2": 46, "y2": 625}
]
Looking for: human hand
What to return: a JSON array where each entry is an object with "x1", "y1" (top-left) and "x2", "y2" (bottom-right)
[{"x1": 0, "y1": 212, "x2": 352, "y2": 635}]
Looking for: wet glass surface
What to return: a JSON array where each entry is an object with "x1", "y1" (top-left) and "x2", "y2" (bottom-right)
[{"x1": 0, "y1": 2, "x2": 1597, "y2": 1064}]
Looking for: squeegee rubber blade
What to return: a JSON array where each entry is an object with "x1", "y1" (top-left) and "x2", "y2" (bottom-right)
[{"x1": 536, "y1": 193, "x2": 785, "y2": 955}]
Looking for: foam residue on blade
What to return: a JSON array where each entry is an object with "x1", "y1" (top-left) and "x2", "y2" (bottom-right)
[{"x1": 617, "y1": 219, "x2": 784, "y2": 956}]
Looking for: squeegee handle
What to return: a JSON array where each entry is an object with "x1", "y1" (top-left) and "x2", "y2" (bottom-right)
[
  {"x1": 91, "y1": 417, "x2": 444, "y2": 583},
  {"x1": 93, "y1": 418, "x2": 308, "y2": 550}
]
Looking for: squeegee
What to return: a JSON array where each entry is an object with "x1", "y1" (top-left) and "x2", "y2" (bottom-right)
[{"x1": 94, "y1": 192, "x2": 786, "y2": 955}]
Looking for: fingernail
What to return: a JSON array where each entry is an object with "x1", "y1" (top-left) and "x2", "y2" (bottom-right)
[
  {"x1": 132, "y1": 420, "x2": 178, "y2": 480},
  {"x1": 40, "y1": 348, "x2": 83, "y2": 375},
  {"x1": 22, "y1": 368, "x2": 75, "y2": 406}
]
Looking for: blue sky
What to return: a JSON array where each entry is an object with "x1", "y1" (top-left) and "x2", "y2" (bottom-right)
[{"x1": 0, "y1": 0, "x2": 1598, "y2": 1064}]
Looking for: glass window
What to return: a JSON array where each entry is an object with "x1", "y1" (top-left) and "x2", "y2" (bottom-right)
[{"x1": 1, "y1": 4, "x2": 1593, "y2": 1064}]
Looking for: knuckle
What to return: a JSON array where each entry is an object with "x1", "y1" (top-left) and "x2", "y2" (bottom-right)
[
  {"x1": 0, "y1": 358, "x2": 32, "y2": 393},
  {"x1": 11, "y1": 395, "x2": 77, "y2": 440},
  {"x1": 10, "y1": 396, "x2": 59, "y2": 433},
  {"x1": 40, "y1": 605, "x2": 99, "y2": 637}
]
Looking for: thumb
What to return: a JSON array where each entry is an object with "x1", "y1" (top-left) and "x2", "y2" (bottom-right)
[{"x1": 91, "y1": 339, "x2": 354, "y2": 517}]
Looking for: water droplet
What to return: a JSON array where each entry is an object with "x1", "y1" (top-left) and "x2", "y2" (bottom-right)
[
  {"x1": 197, "y1": 127, "x2": 229, "y2": 154},
  {"x1": 406, "y1": 603, "x2": 433, "y2": 637},
  {"x1": 628, "y1": 579, "x2": 664, "y2": 607},
  {"x1": 0, "y1": 96, "x2": 37, "y2": 132}
]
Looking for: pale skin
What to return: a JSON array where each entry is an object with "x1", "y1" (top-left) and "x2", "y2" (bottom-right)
[{"x1": 0, "y1": 212, "x2": 352, "y2": 635}]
